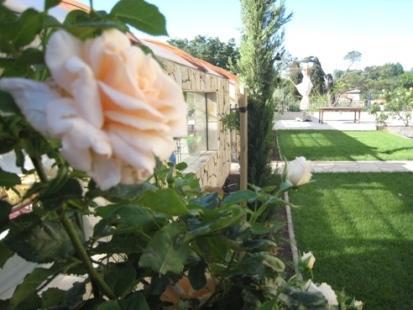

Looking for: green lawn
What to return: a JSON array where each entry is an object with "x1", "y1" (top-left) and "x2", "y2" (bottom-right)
[
  {"x1": 290, "y1": 173, "x2": 413, "y2": 310},
  {"x1": 277, "y1": 130, "x2": 413, "y2": 161}
]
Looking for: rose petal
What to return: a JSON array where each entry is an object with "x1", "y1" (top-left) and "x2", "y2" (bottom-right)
[
  {"x1": 45, "y1": 30, "x2": 82, "y2": 91},
  {"x1": 46, "y1": 30, "x2": 103, "y2": 128},
  {"x1": 99, "y1": 82, "x2": 163, "y2": 119},
  {"x1": 0, "y1": 78, "x2": 59, "y2": 134},
  {"x1": 64, "y1": 57, "x2": 103, "y2": 127},
  {"x1": 85, "y1": 29, "x2": 131, "y2": 77},
  {"x1": 61, "y1": 138, "x2": 92, "y2": 172},
  {"x1": 105, "y1": 111, "x2": 169, "y2": 132},
  {"x1": 108, "y1": 131, "x2": 155, "y2": 172},
  {"x1": 108, "y1": 124, "x2": 174, "y2": 160},
  {"x1": 90, "y1": 155, "x2": 121, "y2": 190},
  {"x1": 46, "y1": 98, "x2": 78, "y2": 135}
]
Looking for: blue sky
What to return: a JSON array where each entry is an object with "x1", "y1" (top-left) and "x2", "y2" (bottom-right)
[{"x1": 80, "y1": 0, "x2": 413, "y2": 73}]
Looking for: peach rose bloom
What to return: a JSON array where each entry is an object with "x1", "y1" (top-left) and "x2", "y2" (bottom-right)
[{"x1": 0, "y1": 29, "x2": 187, "y2": 189}]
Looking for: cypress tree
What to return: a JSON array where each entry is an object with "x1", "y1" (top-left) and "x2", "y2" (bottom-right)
[{"x1": 239, "y1": 0, "x2": 292, "y2": 184}]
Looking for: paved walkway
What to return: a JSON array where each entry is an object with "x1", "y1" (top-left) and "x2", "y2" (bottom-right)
[
  {"x1": 230, "y1": 161, "x2": 413, "y2": 174},
  {"x1": 270, "y1": 160, "x2": 413, "y2": 173},
  {"x1": 274, "y1": 111, "x2": 377, "y2": 131}
]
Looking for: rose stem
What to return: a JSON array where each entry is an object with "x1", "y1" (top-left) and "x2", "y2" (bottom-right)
[
  {"x1": 30, "y1": 156, "x2": 48, "y2": 183},
  {"x1": 58, "y1": 209, "x2": 116, "y2": 299}
]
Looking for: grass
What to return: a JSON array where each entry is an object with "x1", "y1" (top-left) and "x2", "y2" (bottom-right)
[
  {"x1": 277, "y1": 130, "x2": 413, "y2": 161},
  {"x1": 290, "y1": 173, "x2": 413, "y2": 310}
]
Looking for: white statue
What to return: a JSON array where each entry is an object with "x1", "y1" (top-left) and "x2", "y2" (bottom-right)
[{"x1": 295, "y1": 64, "x2": 313, "y2": 112}]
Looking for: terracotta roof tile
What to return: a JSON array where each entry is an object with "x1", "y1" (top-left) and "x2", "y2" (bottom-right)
[{"x1": 60, "y1": 0, "x2": 90, "y2": 12}]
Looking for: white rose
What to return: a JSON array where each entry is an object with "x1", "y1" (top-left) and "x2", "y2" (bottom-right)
[
  {"x1": 306, "y1": 281, "x2": 338, "y2": 306},
  {"x1": 0, "y1": 29, "x2": 187, "y2": 190},
  {"x1": 353, "y1": 300, "x2": 363, "y2": 309},
  {"x1": 286, "y1": 156, "x2": 312, "y2": 186},
  {"x1": 301, "y1": 251, "x2": 316, "y2": 269}
]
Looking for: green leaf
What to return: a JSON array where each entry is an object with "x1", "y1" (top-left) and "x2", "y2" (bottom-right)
[
  {"x1": 9, "y1": 266, "x2": 58, "y2": 309},
  {"x1": 65, "y1": 281, "x2": 86, "y2": 309},
  {"x1": 175, "y1": 162, "x2": 188, "y2": 171},
  {"x1": 0, "y1": 5, "x2": 18, "y2": 53},
  {"x1": 40, "y1": 177, "x2": 82, "y2": 210},
  {"x1": 97, "y1": 182, "x2": 156, "y2": 202},
  {"x1": 94, "y1": 203, "x2": 164, "y2": 237},
  {"x1": 0, "y1": 89, "x2": 20, "y2": 115},
  {"x1": 1, "y1": 48, "x2": 45, "y2": 78},
  {"x1": 64, "y1": 9, "x2": 128, "y2": 39},
  {"x1": 97, "y1": 292, "x2": 150, "y2": 310},
  {"x1": 17, "y1": 48, "x2": 44, "y2": 65},
  {"x1": 92, "y1": 233, "x2": 146, "y2": 255},
  {"x1": 193, "y1": 235, "x2": 237, "y2": 265},
  {"x1": 13, "y1": 9, "x2": 43, "y2": 48},
  {"x1": 0, "y1": 241, "x2": 13, "y2": 268},
  {"x1": 278, "y1": 180, "x2": 293, "y2": 193},
  {"x1": 45, "y1": 0, "x2": 62, "y2": 10},
  {"x1": 258, "y1": 299, "x2": 278, "y2": 310},
  {"x1": 243, "y1": 239, "x2": 277, "y2": 252},
  {"x1": 222, "y1": 190, "x2": 257, "y2": 206},
  {"x1": 262, "y1": 254, "x2": 285, "y2": 273},
  {"x1": 139, "y1": 188, "x2": 188, "y2": 216},
  {"x1": 110, "y1": 0, "x2": 168, "y2": 35},
  {"x1": 139, "y1": 223, "x2": 189, "y2": 274},
  {"x1": 234, "y1": 253, "x2": 284, "y2": 278},
  {"x1": 41, "y1": 287, "x2": 66, "y2": 308},
  {"x1": 4, "y1": 214, "x2": 79, "y2": 263},
  {"x1": 174, "y1": 172, "x2": 201, "y2": 194},
  {"x1": 120, "y1": 292, "x2": 150, "y2": 310},
  {"x1": 0, "y1": 168, "x2": 20, "y2": 187},
  {"x1": 0, "y1": 200, "x2": 12, "y2": 230},
  {"x1": 186, "y1": 205, "x2": 245, "y2": 240},
  {"x1": 190, "y1": 192, "x2": 220, "y2": 209},
  {"x1": 103, "y1": 263, "x2": 136, "y2": 297},
  {"x1": 188, "y1": 261, "x2": 207, "y2": 290}
]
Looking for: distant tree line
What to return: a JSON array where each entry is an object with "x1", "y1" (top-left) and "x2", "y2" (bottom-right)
[
  {"x1": 167, "y1": 36, "x2": 239, "y2": 72},
  {"x1": 333, "y1": 63, "x2": 413, "y2": 99}
]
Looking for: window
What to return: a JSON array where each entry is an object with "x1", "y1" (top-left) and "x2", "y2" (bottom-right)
[{"x1": 176, "y1": 92, "x2": 218, "y2": 163}]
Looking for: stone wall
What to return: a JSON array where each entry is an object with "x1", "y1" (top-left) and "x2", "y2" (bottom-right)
[{"x1": 160, "y1": 59, "x2": 232, "y2": 188}]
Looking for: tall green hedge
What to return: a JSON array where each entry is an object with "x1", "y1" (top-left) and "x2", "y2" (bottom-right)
[{"x1": 239, "y1": 0, "x2": 291, "y2": 185}]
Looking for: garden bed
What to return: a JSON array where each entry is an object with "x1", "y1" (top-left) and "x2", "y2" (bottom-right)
[
  {"x1": 290, "y1": 172, "x2": 413, "y2": 309},
  {"x1": 277, "y1": 130, "x2": 413, "y2": 161}
]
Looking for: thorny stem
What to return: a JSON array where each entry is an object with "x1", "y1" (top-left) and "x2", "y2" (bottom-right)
[
  {"x1": 58, "y1": 210, "x2": 116, "y2": 299},
  {"x1": 30, "y1": 156, "x2": 47, "y2": 183}
]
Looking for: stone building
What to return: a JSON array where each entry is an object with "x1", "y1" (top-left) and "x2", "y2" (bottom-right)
[{"x1": 142, "y1": 39, "x2": 237, "y2": 188}]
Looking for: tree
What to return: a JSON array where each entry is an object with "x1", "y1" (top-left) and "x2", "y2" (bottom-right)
[
  {"x1": 332, "y1": 63, "x2": 408, "y2": 100},
  {"x1": 344, "y1": 50, "x2": 362, "y2": 70},
  {"x1": 384, "y1": 87, "x2": 413, "y2": 126},
  {"x1": 239, "y1": 0, "x2": 292, "y2": 185},
  {"x1": 167, "y1": 36, "x2": 239, "y2": 72}
]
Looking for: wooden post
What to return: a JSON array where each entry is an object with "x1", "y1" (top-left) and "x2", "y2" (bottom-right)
[{"x1": 239, "y1": 85, "x2": 248, "y2": 191}]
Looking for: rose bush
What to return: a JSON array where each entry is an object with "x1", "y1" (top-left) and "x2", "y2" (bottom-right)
[{"x1": 0, "y1": 29, "x2": 186, "y2": 190}]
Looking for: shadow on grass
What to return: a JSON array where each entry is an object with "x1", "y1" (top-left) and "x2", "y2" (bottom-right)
[
  {"x1": 381, "y1": 146, "x2": 413, "y2": 155},
  {"x1": 277, "y1": 130, "x2": 413, "y2": 161},
  {"x1": 290, "y1": 173, "x2": 413, "y2": 310},
  {"x1": 315, "y1": 239, "x2": 413, "y2": 310}
]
